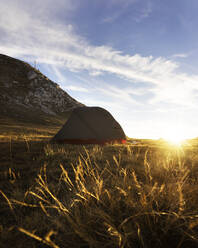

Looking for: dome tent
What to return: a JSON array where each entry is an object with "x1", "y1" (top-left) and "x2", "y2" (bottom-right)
[{"x1": 52, "y1": 106, "x2": 126, "y2": 145}]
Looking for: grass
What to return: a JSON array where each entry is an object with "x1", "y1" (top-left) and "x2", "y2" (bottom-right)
[{"x1": 1, "y1": 125, "x2": 198, "y2": 247}]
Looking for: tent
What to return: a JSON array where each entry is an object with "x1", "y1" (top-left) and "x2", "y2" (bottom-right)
[{"x1": 52, "y1": 106, "x2": 126, "y2": 145}]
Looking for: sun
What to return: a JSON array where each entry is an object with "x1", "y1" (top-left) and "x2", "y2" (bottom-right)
[
  {"x1": 165, "y1": 136, "x2": 185, "y2": 146},
  {"x1": 161, "y1": 129, "x2": 188, "y2": 146}
]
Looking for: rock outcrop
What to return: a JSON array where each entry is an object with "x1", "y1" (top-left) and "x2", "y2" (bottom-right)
[{"x1": 0, "y1": 54, "x2": 83, "y2": 124}]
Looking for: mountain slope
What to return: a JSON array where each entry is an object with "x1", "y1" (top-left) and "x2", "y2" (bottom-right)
[{"x1": 0, "y1": 54, "x2": 83, "y2": 127}]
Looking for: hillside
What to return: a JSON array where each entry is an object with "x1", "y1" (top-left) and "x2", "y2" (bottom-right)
[{"x1": 0, "y1": 54, "x2": 83, "y2": 129}]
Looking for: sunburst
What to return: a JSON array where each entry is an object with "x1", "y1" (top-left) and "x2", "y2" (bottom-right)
[{"x1": 161, "y1": 128, "x2": 188, "y2": 146}]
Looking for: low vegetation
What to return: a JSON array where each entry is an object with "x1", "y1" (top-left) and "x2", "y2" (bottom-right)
[{"x1": 1, "y1": 126, "x2": 198, "y2": 247}]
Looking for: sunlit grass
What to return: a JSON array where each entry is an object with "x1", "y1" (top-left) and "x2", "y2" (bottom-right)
[{"x1": 1, "y1": 137, "x2": 198, "y2": 247}]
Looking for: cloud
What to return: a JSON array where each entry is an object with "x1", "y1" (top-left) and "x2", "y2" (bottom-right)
[
  {"x1": 172, "y1": 53, "x2": 189, "y2": 58},
  {"x1": 134, "y1": 0, "x2": 152, "y2": 23},
  {"x1": 63, "y1": 85, "x2": 89, "y2": 93},
  {"x1": 96, "y1": 85, "x2": 142, "y2": 106},
  {"x1": 0, "y1": 0, "x2": 198, "y2": 111},
  {"x1": 81, "y1": 97, "x2": 126, "y2": 112},
  {"x1": 89, "y1": 71, "x2": 103, "y2": 77},
  {"x1": 102, "y1": 0, "x2": 151, "y2": 23}
]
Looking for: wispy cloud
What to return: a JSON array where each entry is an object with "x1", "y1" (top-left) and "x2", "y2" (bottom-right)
[
  {"x1": 63, "y1": 85, "x2": 89, "y2": 93},
  {"x1": 134, "y1": 0, "x2": 152, "y2": 23},
  {"x1": 96, "y1": 85, "x2": 142, "y2": 105},
  {"x1": 172, "y1": 53, "x2": 189, "y2": 58},
  {"x1": 102, "y1": 0, "x2": 151, "y2": 23},
  {"x1": 89, "y1": 71, "x2": 103, "y2": 77},
  {"x1": 102, "y1": 14, "x2": 122, "y2": 24}
]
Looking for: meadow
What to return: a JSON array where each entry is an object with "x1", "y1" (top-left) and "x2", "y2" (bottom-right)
[{"x1": 1, "y1": 124, "x2": 198, "y2": 247}]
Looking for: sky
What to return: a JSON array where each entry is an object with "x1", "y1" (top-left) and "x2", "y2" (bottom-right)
[{"x1": 1, "y1": 0, "x2": 198, "y2": 140}]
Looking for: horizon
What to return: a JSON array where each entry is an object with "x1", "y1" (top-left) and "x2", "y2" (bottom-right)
[{"x1": 1, "y1": 0, "x2": 198, "y2": 140}]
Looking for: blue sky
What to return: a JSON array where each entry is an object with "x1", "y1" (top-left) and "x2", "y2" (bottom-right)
[{"x1": 1, "y1": 0, "x2": 198, "y2": 140}]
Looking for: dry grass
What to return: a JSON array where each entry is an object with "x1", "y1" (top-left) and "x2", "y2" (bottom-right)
[{"x1": 1, "y1": 127, "x2": 198, "y2": 247}]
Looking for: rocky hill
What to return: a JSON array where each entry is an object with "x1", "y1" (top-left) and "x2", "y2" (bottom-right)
[{"x1": 0, "y1": 54, "x2": 83, "y2": 126}]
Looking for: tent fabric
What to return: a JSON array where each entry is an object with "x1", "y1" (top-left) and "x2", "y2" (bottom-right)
[{"x1": 52, "y1": 106, "x2": 126, "y2": 144}]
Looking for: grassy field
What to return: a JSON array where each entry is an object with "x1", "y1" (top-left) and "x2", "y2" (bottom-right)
[{"x1": 1, "y1": 124, "x2": 198, "y2": 247}]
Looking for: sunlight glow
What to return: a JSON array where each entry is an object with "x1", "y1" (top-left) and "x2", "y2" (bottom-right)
[{"x1": 161, "y1": 128, "x2": 188, "y2": 146}]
